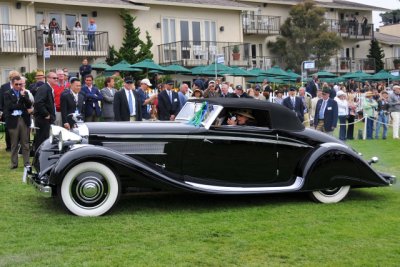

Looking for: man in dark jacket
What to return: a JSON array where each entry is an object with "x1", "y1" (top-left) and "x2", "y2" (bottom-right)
[
  {"x1": 60, "y1": 78, "x2": 85, "y2": 129},
  {"x1": 113, "y1": 77, "x2": 142, "y2": 122},
  {"x1": 80, "y1": 74, "x2": 103, "y2": 122},
  {"x1": 34, "y1": 72, "x2": 57, "y2": 151},
  {"x1": 314, "y1": 87, "x2": 338, "y2": 135},
  {"x1": 3, "y1": 76, "x2": 33, "y2": 168},
  {"x1": 157, "y1": 80, "x2": 180, "y2": 121},
  {"x1": 282, "y1": 87, "x2": 305, "y2": 122}
]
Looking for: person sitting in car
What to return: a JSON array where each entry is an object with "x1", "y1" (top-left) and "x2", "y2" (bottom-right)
[{"x1": 227, "y1": 109, "x2": 256, "y2": 126}]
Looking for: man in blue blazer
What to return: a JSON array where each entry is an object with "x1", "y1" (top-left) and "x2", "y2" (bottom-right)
[
  {"x1": 314, "y1": 87, "x2": 338, "y2": 135},
  {"x1": 157, "y1": 80, "x2": 180, "y2": 121},
  {"x1": 282, "y1": 87, "x2": 305, "y2": 122},
  {"x1": 80, "y1": 74, "x2": 103, "y2": 122}
]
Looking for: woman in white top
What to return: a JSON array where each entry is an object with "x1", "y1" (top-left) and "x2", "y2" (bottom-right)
[{"x1": 335, "y1": 90, "x2": 349, "y2": 141}]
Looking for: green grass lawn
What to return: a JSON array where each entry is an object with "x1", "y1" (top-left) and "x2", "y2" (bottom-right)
[{"x1": 0, "y1": 128, "x2": 399, "y2": 266}]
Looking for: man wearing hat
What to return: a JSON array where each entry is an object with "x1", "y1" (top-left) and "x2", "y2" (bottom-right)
[
  {"x1": 28, "y1": 70, "x2": 46, "y2": 97},
  {"x1": 253, "y1": 85, "x2": 266, "y2": 101},
  {"x1": 114, "y1": 77, "x2": 142, "y2": 122},
  {"x1": 157, "y1": 80, "x2": 180, "y2": 121},
  {"x1": 137, "y1": 78, "x2": 157, "y2": 120},
  {"x1": 234, "y1": 85, "x2": 250, "y2": 98},
  {"x1": 363, "y1": 91, "x2": 378, "y2": 139},
  {"x1": 313, "y1": 87, "x2": 338, "y2": 135},
  {"x1": 283, "y1": 87, "x2": 305, "y2": 122}
]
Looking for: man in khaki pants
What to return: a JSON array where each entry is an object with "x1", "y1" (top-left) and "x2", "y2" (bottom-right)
[
  {"x1": 299, "y1": 87, "x2": 312, "y2": 127},
  {"x1": 388, "y1": 85, "x2": 400, "y2": 139}
]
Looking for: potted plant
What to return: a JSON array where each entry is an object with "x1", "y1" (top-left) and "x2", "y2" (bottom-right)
[
  {"x1": 232, "y1": 45, "x2": 240, "y2": 60},
  {"x1": 393, "y1": 58, "x2": 400, "y2": 69}
]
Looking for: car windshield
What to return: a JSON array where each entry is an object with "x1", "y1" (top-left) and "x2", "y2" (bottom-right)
[{"x1": 176, "y1": 101, "x2": 223, "y2": 129}]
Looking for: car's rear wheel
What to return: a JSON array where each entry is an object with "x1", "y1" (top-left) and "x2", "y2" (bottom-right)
[
  {"x1": 310, "y1": 186, "x2": 350, "y2": 203},
  {"x1": 59, "y1": 161, "x2": 120, "y2": 216}
]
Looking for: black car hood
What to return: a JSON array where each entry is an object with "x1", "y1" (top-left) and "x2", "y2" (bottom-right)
[{"x1": 85, "y1": 121, "x2": 205, "y2": 135}]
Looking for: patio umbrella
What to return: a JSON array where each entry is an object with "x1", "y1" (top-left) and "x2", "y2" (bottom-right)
[
  {"x1": 369, "y1": 70, "x2": 397, "y2": 81},
  {"x1": 106, "y1": 60, "x2": 141, "y2": 72},
  {"x1": 130, "y1": 59, "x2": 166, "y2": 76},
  {"x1": 220, "y1": 67, "x2": 256, "y2": 77},
  {"x1": 343, "y1": 70, "x2": 372, "y2": 81},
  {"x1": 191, "y1": 63, "x2": 232, "y2": 77},
  {"x1": 264, "y1": 65, "x2": 290, "y2": 78},
  {"x1": 92, "y1": 62, "x2": 111, "y2": 70},
  {"x1": 248, "y1": 68, "x2": 265, "y2": 76},
  {"x1": 163, "y1": 64, "x2": 191, "y2": 74},
  {"x1": 190, "y1": 65, "x2": 206, "y2": 75},
  {"x1": 312, "y1": 70, "x2": 337, "y2": 78},
  {"x1": 340, "y1": 72, "x2": 355, "y2": 79},
  {"x1": 248, "y1": 75, "x2": 284, "y2": 84}
]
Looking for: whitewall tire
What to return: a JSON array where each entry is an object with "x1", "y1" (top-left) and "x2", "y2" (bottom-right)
[
  {"x1": 310, "y1": 186, "x2": 351, "y2": 204},
  {"x1": 59, "y1": 161, "x2": 120, "y2": 216}
]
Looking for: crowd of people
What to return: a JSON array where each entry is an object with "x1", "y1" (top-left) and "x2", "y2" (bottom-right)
[{"x1": 0, "y1": 65, "x2": 400, "y2": 169}]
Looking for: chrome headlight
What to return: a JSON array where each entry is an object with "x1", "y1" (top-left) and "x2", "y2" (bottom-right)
[
  {"x1": 57, "y1": 128, "x2": 83, "y2": 152},
  {"x1": 49, "y1": 125, "x2": 64, "y2": 144}
]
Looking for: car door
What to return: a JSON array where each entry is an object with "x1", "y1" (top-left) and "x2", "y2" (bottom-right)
[{"x1": 182, "y1": 126, "x2": 278, "y2": 185}]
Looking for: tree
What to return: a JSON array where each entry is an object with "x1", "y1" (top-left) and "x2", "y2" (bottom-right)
[
  {"x1": 267, "y1": 0, "x2": 342, "y2": 71},
  {"x1": 367, "y1": 39, "x2": 385, "y2": 72},
  {"x1": 379, "y1": 9, "x2": 400, "y2": 25},
  {"x1": 105, "y1": 9, "x2": 153, "y2": 65}
]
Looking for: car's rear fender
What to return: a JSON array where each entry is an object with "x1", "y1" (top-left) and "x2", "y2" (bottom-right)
[{"x1": 301, "y1": 143, "x2": 390, "y2": 190}]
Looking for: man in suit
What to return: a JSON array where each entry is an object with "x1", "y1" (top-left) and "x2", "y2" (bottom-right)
[
  {"x1": 34, "y1": 72, "x2": 57, "y2": 151},
  {"x1": 157, "y1": 80, "x2": 180, "y2": 121},
  {"x1": 137, "y1": 78, "x2": 157, "y2": 120},
  {"x1": 306, "y1": 74, "x2": 319, "y2": 98},
  {"x1": 113, "y1": 77, "x2": 142, "y2": 122},
  {"x1": 100, "y1": 77, "x2": 116, "y2": 122},
  {"x1": 220, "y1": 83, "x2": 237, "y2": 98},
  {"x1": 3, "y1": 76, "x2": 33, "y2": 169},
  {"x1": 314, "y1": 87, "x2": 338, "y2": 135},
  {"x1": 60, "y1": 77, "x2": 85, "y2": 130},
  {"x1": 298, "y1": 86, "x2": 312, "y2": 127},
  {"x1": 0, "y1": 70, "x2": 21, "y2": 151},
  {"x1": 81, "y1": 74, "x2": 103, "y2": 122},
  {"x1": 282, "y1": 87, "x2": 305, "y2": 123}
]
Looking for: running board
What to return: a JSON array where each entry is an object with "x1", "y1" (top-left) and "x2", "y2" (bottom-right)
[{"x1": 185, "y1": 176, "x2": 304, "y2": 193}]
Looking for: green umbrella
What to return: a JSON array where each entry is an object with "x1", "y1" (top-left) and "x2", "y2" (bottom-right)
[
  {"x1": 312, "y1": 70, "x2": 337, "y2": 78},
  {"x1": 220, "y1": 67, "x2": 256, "y2": 77},
  {"x1": 248, "y1": 75, "x2": 284, "y2": 84},
  {"x1": 264, "y1": 65, "x2": 290, "y2": 77},
  {"x1": 191, "y1": 63, "x2": 231, "y2": 76},
  {"x1": 342, "y1": 70, "x2": 372, "y2": 81},
  {"x1": 130, "y1": 59, "x2": 166, "y2": 72},
  {"x1": 163, "y1": 64, "x2": 191, "y2": 74},
  {"x1": 92, "y1": 62, "x2": 111, "y2": 70},
  {"x1": 248, "y1": 68, "x2": 265, "y2": 76},
  {"x1": 286, "y1": 69, "x2": 301, "y2": 79},
  {"x1": 369, "y1": 70, "x2": 397, "y2": 81},
  {"x1": 106, "y1": 60, "x2": 141, "y2": 72}
]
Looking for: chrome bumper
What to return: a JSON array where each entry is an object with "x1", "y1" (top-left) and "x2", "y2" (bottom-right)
[{"x1": 24, "y1": 166, "x2": 53, "y2": 198}]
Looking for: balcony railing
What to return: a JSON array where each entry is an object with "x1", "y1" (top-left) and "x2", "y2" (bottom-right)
[
  {"x1": 324, "y1": 19, "x2": 374, "y2": 39},
  {"x1": 0, "y1": 24, "x2": 36, "y2": 53},
  {"x1": 251, "y1": 56, "x2": 286, "y2": 70},
  {"x1": 242, "y1": 14, "x2": 280, "y2": 35},
  {"x1": 36, "y1": 29, "x2": 108, "y2": 57},
  {"x1": 158, "y1": 41, "x2": 252, "y2": 67},
  {"x1": 322, "y1": 57, "x2": 376, "y2": 73},
  {"x1": 385, "y1": 57, "x2": 400, "y2": 70}
]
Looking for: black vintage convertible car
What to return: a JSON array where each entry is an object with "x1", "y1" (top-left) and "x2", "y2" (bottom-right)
[{"x1": 25, "y1": 98, "x2": 395, "y2": 216}]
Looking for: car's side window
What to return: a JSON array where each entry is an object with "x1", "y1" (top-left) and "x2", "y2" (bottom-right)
[{"x1": 212, "y1": 108, "x2": 271, "y2": 129}]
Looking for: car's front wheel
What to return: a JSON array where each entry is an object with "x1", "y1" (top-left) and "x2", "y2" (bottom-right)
[
  {"x1": 310, "y1": 186, "x2": 350, "y2": 203},
  {"x1": 59, "y1": 161, "x2": 120, "y2": 216}
]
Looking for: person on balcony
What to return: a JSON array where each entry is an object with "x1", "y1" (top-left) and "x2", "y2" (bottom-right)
[
  {"x1": 87, "y1": 18, "x2": 97, "y2": 51},
  {"x1": 48, "y1": 18, "x2": 60, "y2": 35},
  {"x1": 361, "y1": 16, "x2": 368, "y2": 35}
]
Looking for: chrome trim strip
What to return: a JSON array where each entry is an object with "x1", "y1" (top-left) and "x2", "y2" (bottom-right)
[
  {"x1": 320, "y1": 142, "x2": 350, "y2": 150},
  {"x1": 185, "y1": 176, "x2": 304, "y2": 193},
  {"x1": 96, "y1": 134, "x2": 311, "y2": 148},
  {"x1": 102, "y1": 142, "x2": 168, "y2": 155}
]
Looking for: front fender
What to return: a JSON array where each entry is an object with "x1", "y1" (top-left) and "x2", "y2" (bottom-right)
[
  {"x1": 301, "y1": 143, "x2": 390, "y2": 190},
  {"x1": 49, "y1": 145, "x2": 186, "y2": 190}
]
